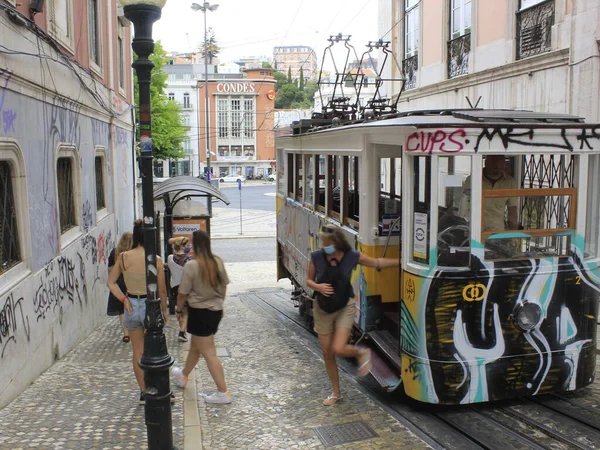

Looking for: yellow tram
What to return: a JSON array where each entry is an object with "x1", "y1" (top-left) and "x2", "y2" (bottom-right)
[{"x1": 275, "y1": 109, "x2": 600, "y2": 404}]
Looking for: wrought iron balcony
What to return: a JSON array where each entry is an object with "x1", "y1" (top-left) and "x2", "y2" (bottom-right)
[
  {"x1": 402, "y1": 54, "x2": 418, "y2": 90},
  {"x1": 447, "y1": 33, "x2": 471, "y2": 78},
  {"x1": 517, "y1": 0, "x2": 555, "y2": 60}
]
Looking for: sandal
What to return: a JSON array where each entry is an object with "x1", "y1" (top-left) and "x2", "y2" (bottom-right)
[
  {"x1": 357, "y1": 349, "x2": 371, "y2": 377},
  {"x1": 323, "y1": 395, "x2": 343, "y2": 406},
  {"x1": 122, "y1": 336, "x2": 130, "y2": 343}
]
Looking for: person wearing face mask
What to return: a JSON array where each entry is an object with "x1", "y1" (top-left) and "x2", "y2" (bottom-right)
[
  {"x1": 306, "y1": 225, "x2": 400, "y2": 406},
  {"x1": 460, "y1": 155, "x2": 518, "y2": 231},
  {"x1": 168, "y1": 236, "x2": 193, "y2": 342}
]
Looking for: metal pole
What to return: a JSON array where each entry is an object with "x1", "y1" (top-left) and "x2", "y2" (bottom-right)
[
  {"x1": 204, "y1": 6, "x2": 212, "y2": 216},
  {"x1": 123, "y1": 5, "x2": 175, "y2": 450},
  {"x1": 239, "y1": 181, "x2": 243, "y2": 235}
]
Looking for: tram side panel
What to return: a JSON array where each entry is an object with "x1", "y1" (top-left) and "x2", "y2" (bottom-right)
[{"x1": 401, "y1": 253, "x2": 599, "y2": 405}]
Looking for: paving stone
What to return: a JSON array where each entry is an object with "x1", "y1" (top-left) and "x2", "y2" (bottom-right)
[
  {"x1": 0, "y1": 317, "x2": 184, "y2": 449},
  {"x1": 188, "y1": 293, "x2": 431, "y2": 450}
]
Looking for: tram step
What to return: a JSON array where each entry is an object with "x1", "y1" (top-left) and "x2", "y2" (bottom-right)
[
  {"x1": 368, "y1": 330, "x2": 401, "y2": 371},
  {"x1": 368, "y1": 347, "x2": 402, "y2": 392},
  {"x1": 381, "y1": 312, "x2": 400, "y2": 338}
]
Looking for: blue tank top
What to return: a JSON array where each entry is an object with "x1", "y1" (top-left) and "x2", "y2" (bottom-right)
[{"x1": 310, "y1": 249, "x2": 360, "y2": 297}]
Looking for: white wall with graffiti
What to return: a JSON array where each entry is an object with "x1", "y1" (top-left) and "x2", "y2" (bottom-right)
[{"x1": 0, "y1": 10, "x2": 135, "y2": 408}]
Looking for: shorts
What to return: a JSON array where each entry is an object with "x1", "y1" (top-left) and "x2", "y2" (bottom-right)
[
  {"x1": 187, "y1": 307, "x2": 223, "y2": 337},
  {"x1": 123, "y1": 297, "x2": 146, "y2": 330},
  {"x1": 313, "y1": 299, "x2": 356, "y2": 335}
]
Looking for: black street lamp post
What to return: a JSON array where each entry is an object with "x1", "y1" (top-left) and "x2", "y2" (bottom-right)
[{"x1": 121, "y1": 1, "x2": 176, "y2": 449}]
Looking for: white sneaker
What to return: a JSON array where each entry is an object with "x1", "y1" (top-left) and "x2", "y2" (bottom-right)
[
  {"x1": 203, "y1": 391, "x2": 232, "y2": 404},
  {"x1": 172, "y1": 367, "x2": 188, "y2": 388}
]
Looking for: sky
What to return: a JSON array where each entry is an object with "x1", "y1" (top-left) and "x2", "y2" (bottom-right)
[{"x1": 153, "y1": 0, "x2": 379, "y2": 66}]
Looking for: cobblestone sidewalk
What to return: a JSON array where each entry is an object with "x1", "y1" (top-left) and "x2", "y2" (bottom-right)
[
  {"x1": 182, "y1": 290, "x2": 430, "y2": 450},
  {"x1": 0, "y1": 317, "x2": 185, "y2": 450}
]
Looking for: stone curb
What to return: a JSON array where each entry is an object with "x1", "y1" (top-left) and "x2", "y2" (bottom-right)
[
  {"x1": 211, "y1": 234, "x2": 276, "y2": 240},
  {"x1": 181, "y1": 342, "x2": 203, "y2": 450}
]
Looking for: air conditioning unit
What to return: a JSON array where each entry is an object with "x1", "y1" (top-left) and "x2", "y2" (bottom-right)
[{"x1": 30, "y1": 0, "x2": 44, "y2": 13}]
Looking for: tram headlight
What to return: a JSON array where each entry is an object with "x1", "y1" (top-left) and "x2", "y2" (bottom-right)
[{"x1": 512, "y1": 301, "x2": 543, "y2": 331}]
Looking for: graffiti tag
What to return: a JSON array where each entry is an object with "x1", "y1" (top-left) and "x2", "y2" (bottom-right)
[
  {"x1": 0, "y1": 69, "x2": 17, "y2": 134},
  {"x1": 0, "y1": 293, "x2": 31, "y2": 359},
  {"x1": 406, "y1": 129, "x2": 467, "y2": 154}
]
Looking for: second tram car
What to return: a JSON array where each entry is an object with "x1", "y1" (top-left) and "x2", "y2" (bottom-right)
[{"x1": 275, "y1": 109, "x2": 600, "y2": 405}]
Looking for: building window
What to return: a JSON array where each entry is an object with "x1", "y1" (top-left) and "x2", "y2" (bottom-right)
[
  {"x1": 448, "y1": 0, "x2": 471, "y2": 78},
  {"x1": 231, "y1": 100, "x2": 241, "y2": 138},
  {"x1": 517, "y1": 0, "x2": 555, "y2": 60},
  {"x1": 183, "y1": 140, "x2": 192, "y2": 153},
  {"x1": 403, "y1": 0, "x2": 419, "y2": 90},
  {"x1": 118, "y1": 22, "x2": 125, "y2": 89},
  {"x1": 183, "y1": 93, "x2": 191, "y2": 109},
  {"x1": 94, "y1": 155, "x2": 105, "y2": 211},
  {"x1": 57, "y1": 157, "x2": 76, "y2": 233},
  {"x1": 168, "y1": 92, "x2": 175, "y2": 101},
  {"x1": 244, "y1": 99, "x2": 254, "y2": 138},
  {"x1": 0, "y1": 161, "x2": 21, "y2": 275},
  {"x1": 217, "y1": 99, "x2": 229, "y2": 138},
  {"x1": 48, "y1": 0, "x2": 72, "y2": 47},
  {"x1": 88, "y1": 0, "x2": 101, "y2": 67}
]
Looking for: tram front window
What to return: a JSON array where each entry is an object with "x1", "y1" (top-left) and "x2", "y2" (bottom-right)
[{"x1": 438, "y1": 155, "x2": 471, "y2": 267}]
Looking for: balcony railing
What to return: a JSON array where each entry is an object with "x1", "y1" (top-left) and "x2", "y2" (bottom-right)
[
  {"x1": 447, "y1": 33, "x2": 471, "y2": 78},
  {"x1": 517, "y1": 0, "x2": 555, "y2": 60},
  {"x1": 402, "y1": 54, "x2": 418, "y2": 90}
]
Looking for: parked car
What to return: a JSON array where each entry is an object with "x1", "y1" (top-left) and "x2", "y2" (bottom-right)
[
  {"x1": 265, "y1": 174, "x2": 276, "y2": 181},
  {"x1": 219, "y1": 175, "x2": 247, "y2": 183}
]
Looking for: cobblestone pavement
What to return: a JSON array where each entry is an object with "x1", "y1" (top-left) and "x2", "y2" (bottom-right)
[
  {"x1": 0, "y1": 317, "x2": 185, "y2": 450},
  {"x1": 181, "y1": 291, "x2": 430, "y2": 450}
]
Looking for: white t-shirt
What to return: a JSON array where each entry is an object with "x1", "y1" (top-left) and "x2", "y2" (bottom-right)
[{"x1": 167, "y1": 254, "x2": 188, "y2": 287}]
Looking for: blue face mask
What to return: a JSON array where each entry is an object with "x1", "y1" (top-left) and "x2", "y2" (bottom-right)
[{"x1": 323, "y1": 245, "x2": 336, "y2": 255}]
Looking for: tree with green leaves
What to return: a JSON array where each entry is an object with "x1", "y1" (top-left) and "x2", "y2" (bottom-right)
[
  {"x1": 299, "y1": 67, "x2": 305, "y2": 90},
  {"x1": 200, "y1": 27, "x2": 220, "y2": 64},
  {"x1": 134, "y1": 41, "x2": 187, "y2": 161},
  {"x1": 287, "y1": 67, "x2": 292, "y2": 84}
]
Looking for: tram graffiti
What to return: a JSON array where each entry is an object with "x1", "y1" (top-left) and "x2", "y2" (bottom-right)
[{"x1": 402, "y1": 246, "x2": 599, "y2": 404}]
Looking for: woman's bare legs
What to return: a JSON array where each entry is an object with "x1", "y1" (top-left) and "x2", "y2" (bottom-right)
[
  {"x1": 119, "y1": 314, "x2": 129, "y2": 338},
  {"x1": 182, "y1": 335, "x2": 227, "y2": 392},
  {"x1": 318, "y1": 333, "x2": 341, "y2": 398},
  {"x1": 129, "y1": 328, "x2": 145, "y2": 391}
]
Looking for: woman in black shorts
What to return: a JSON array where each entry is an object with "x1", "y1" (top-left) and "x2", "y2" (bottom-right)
[{"x1": 171, "y1": 230, "x2": 231, "y2": 404}]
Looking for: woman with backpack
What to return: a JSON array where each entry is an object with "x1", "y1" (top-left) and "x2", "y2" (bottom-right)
[{"x1": 306, "y1": 225, "x2": 400, "y2": 406}]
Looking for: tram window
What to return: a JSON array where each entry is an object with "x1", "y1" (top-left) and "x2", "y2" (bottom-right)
[
  {"x1": 437, "y1": 156, "x2": 471, "y2": 267},
  {"x1": 316, "y1": 156, "x2": 326, "y2": 212},
  {"x1": 483, "y1": 154, "x2": 577, "y2": 260},
  {"x1": 295, "y1": 154, "x2": 303, "y2": 202},
  {"x1": 412, "y1": 156, "x2": 431, "y2": 264},
  {"x1": 379, "y1": 157, "x2": 402, "y2": 235},
  {"x1": 277, "y1": 148, "x2": 285, "y2": 193},
  {"x1": 585, "y1": 155, "x2": 600, "y2": 259},
  {"x1": 347, "y1": 156, "x2": 359, "y2": 224},
  {"x1": 305, "y1": 155, "x2": 314, "y2": 206},
  {"x1": 287, "y1": 153, "x2": 294, "y2": 197},
  {"x1": 329, "y1": 155, "x2": 341, "y2": 219}
]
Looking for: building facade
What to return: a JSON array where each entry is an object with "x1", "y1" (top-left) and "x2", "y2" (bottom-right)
[
  {"x1": 0, "y1": 0, "x2": 134, "y2": 407},
  {"x1": 199, "y1": 68, "x2": 277, "y2": 179},
  {"x1": 161, "y1": 63, "x2": 205, "y2": 178},
  {"x1": 273, "y1": 45, "x2": 318, "y2": 81},
  {"x1": 379, "y1": 0, "x2": 600, "y2": 122}
]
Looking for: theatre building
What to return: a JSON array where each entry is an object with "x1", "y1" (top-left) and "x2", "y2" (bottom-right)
[{"x1": 198, "y1": 68, "x2": 277, "y2": 179}]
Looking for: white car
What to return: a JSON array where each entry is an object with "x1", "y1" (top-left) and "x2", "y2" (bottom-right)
[
  {"x1": 219, "y1": 175, "x2": 246, "y2": 183},
  {"x1": 265, "y1": 174, "x2": 276, "y2": 181}
]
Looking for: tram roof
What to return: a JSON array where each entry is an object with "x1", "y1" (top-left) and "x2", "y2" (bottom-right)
[{"x1": 286, "y1": 109, "x2": 599, "y2": 137}]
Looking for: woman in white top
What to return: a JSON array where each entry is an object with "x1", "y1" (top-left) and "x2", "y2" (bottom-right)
[{"x1": 167, "y1": 236, "x2": 192, "y2": 342}]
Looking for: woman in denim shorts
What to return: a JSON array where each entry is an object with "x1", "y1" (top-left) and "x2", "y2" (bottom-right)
[{"x1": 108, "y1": 220, "x2": 168, "y2": 404}]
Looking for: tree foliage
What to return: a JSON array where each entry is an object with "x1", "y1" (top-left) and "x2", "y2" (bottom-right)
[
  {"x1": 199, "y1": 27, "x2": 220, "y2": 64},
  {"x1": 134, "y1": 41, "x2": 187, "y2": 161},
  {"x1": 274, "y1": 70, "x2": 318, "y2": 109}
]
